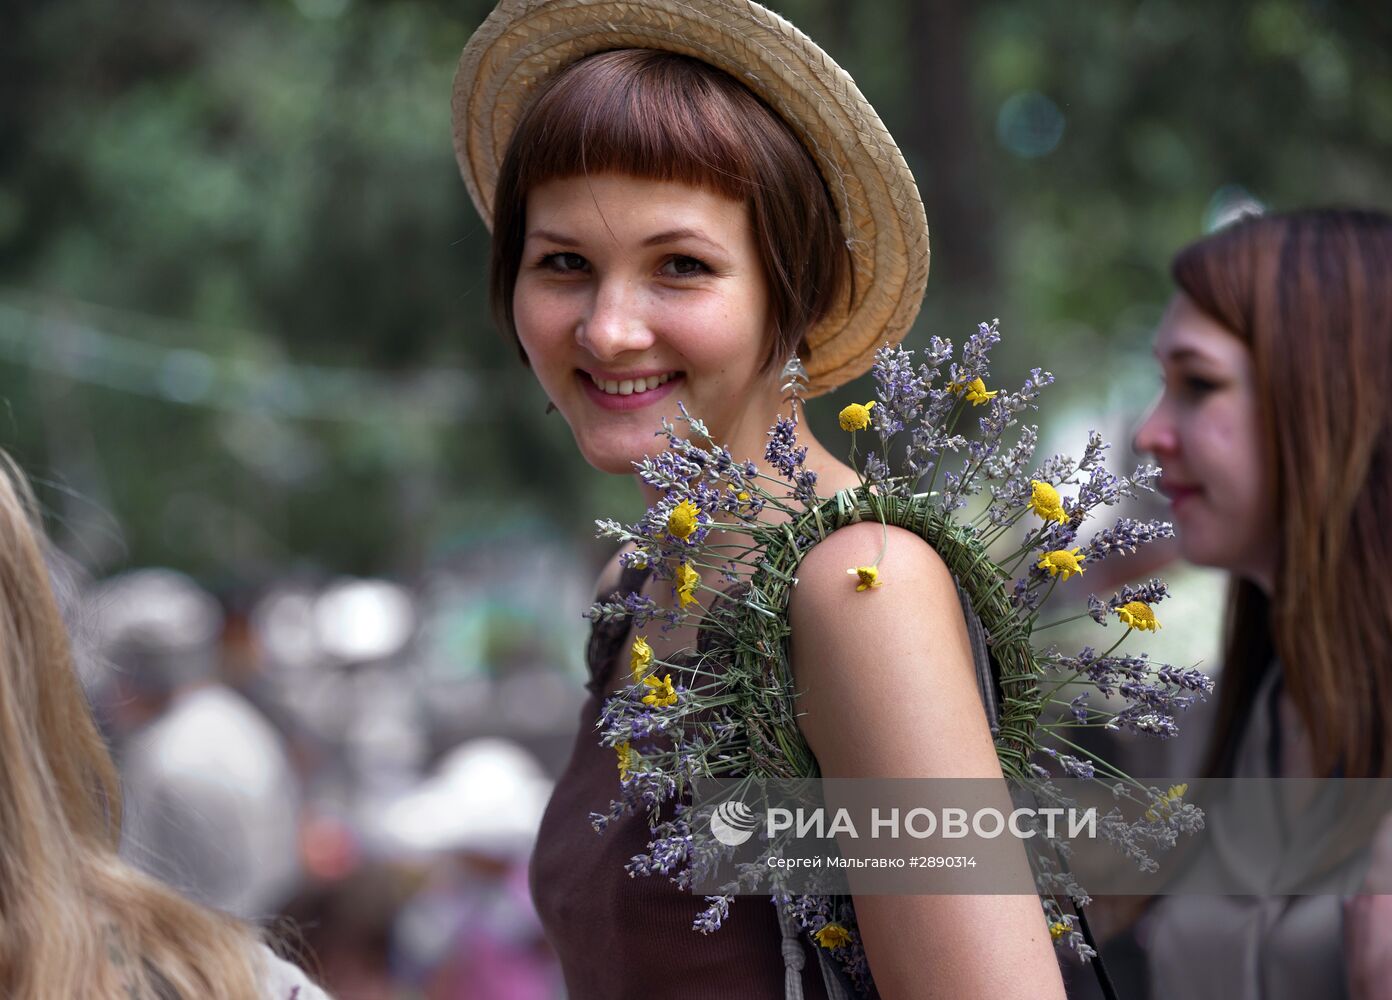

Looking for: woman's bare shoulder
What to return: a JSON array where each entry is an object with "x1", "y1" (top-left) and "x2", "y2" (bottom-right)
[
  {"x1": 786, "y1": 520, "x2": 998, "y2": 779},
  {"x1": 790, "y1": 519, "x2": 956, "y2": 609}
]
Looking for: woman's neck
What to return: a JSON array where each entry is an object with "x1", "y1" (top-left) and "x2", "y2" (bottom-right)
[{"x1": 633, "y1": 420, "x2": 860, "y2": 515}]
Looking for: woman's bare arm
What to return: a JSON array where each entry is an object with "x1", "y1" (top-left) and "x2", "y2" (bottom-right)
[{"x1": 788, "y1": 521, "x2": 1066, "y2": 1000}]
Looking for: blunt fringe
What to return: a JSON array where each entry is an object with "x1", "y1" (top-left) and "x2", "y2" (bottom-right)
[
  {"x1": 1174, "y1": 209, "x2": 1392, "y2": 779},
  {"x1": 488, "y1": 48, "x2": 852, "y2": 372}
]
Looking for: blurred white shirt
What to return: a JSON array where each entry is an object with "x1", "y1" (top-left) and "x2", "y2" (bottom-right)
[{"x1": 120, "y1": 684, "x2": 302, "y2": 919}]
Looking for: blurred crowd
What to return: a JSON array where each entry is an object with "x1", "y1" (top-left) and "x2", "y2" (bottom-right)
[{"x1": 78, "y1": 552, "x2": 595, "y2": 999}]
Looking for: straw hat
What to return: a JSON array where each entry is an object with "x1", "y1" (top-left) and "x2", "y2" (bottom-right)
[{"x1": 452, "y1": 0, "x2": 929, "y2": 396}]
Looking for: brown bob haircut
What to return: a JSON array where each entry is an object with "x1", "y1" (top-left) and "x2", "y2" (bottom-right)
[
  {"x1": 488, "y1": 48, "x2": 852, "y2": 373},
  {"x1": 1175, "y1": 209, "x2": 1392, "y2": 779}
]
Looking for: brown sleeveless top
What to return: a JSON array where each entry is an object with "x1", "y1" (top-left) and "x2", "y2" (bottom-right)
[{"x1": 529, "y1": 563, "x2": 830, "y2": 999}]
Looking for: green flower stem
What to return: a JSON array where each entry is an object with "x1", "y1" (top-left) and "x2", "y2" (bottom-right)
[
  {"x1": 978, "y1": 503, "x2": 1032, "y2": 546},
  {"x1": 1000, "y1": 524, "x2": 1055, "y2": 569},
  {"x1": 1100, "y1": 627, "x2": 1134, "y2": 660},
  {"x1": 1034, "y1": 669, "x2": 1086, "y2": 709},
  {"x1": 1045, "y1": 731, "x2": 1143, "y2": 788},
  {"x1": 1034, "y1": 612, "x2": 1095, "y2": 630},
  {"x1": 1026, "y1": 577, "x2": 1060, "y2": 628},
  {"x1": 848, "y1": 429, "x2": 866, "y2": 490},
  {"x1": 921, "y1": 396, "x2": 969, "y2": 500}
]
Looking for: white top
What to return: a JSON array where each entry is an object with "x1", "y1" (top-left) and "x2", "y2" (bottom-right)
[
  {"x1": 258, "y1": 944, "x2": 333, "y2": 1000},
  {"x1": 120, "y1": 684, "x2": 301, "y2": 918}
]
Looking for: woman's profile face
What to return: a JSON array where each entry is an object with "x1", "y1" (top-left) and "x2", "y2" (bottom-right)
[
  {"x1": 512, "y1": 173, "x2": 780, "y2": 475},
  {"x1": 1134, "y1": 293, "x2": 1278, "y2": 588}
]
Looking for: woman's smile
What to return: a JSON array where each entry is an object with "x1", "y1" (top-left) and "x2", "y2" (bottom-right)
[{"x1": 578, "y1": 369, "x2": 684, "y2": 410}]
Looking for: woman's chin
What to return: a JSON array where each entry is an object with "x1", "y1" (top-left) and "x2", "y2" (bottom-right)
[{"x1": 575, "y1": 438, "x2": 655, "y2": 476}]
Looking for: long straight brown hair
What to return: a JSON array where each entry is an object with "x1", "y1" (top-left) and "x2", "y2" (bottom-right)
[
  {"x1": 1171, "y1": 209, "x2": 1392, "y2": 779},
  {"x1": 0, "y1": 454, "x2": 264, "y2": 999}
]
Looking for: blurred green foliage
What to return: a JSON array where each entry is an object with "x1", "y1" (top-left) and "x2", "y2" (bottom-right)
[{"x1": 1, "y1": 0, "x2": 1388, "y2": 583}]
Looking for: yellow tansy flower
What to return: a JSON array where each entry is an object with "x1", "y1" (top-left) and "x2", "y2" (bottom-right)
[
  {"x1": 630, "y1": 635, "x2": 653, "y2": 682},
  {"x1": 814, "y1": 923, "x2": 852, "y2": 949},
  {"x1": 1049, "y1": 920, "x2": 1069, "y2": 942},
  {"x1": 1115, "y1": 600, "x2": 1160, "y2": 632},
  {"x1": 676, "y1": 562, "x2": 700, "y2": 608},
  {"x1": 737, "y1": 491, "x2": 750, "y2": 503},
  {"x1": 956, "y1": 377, "x2": 998, "y2": 406},
  {"x1": 666, "y1": 500, "x2": 701, "y2": 541},
  {"x1": 1145, "y1": 783, "x2": 1188, "y2": 822},
  {"x1": 846, "y1": 565, "x2": 881, "y2": 591},
  {"x1": 616, "y1": 741, "x2": 632, "y2": 782},
  {"x1": 838, "y1": 400, "x2": 876, "y2": 432},
  {"x1": 642, "y1": 673, "x2": 678, "y2": 708},
  {"x1": 1027, "y1": 480, "x2": 1069, "y2": 525},
  {"x1": 1037, "y1": 547, "x2": 1086, "y2": 581}
]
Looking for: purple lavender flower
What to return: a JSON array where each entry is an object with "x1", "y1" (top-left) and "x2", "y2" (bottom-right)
[
  {"x1": 951, "y1": 319, "x2": 1002, "y2": 384},
  {"x1": 1157, "y1": 664, "x2": 1215, "y2": 694},
  {"x1": 1109, "y1": 579, "x2": 1170, "y2": 608},
  {"x1": 1105, "y1": 706, "x2": 1179, "y2": 739},
  {"x1": 1033, "y1": 453, "x2": 1079, "y2": 486},
  {"x1": 765, "y1": 415, "x2": 808, "y2": 480},
  {"x1": 1080, "y1": 518, "x2": 1174, "y2": 562},
  {"x1": 871, "y1": 343, "x2": 927, "y2": 439},
  {"x1": 693, "y1": 895, "x2": 732, "y2": 934}
]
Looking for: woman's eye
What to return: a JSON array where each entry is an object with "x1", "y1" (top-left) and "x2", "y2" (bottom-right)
[
  {"x1": 1182, "y1": 375, "x2": 1219, "y2": 395},
  {"x1": 539, "y1": 252, "x2": 588, "y2": 273},
  {"x1": 661, "y1": 255, "x2": 710, "y2": 278}
]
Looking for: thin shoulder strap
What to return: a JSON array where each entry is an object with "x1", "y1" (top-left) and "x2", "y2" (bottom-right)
[
  {"x1": 957, "y1": 579, "x2": 1001, "y2": 735},
  {"x1": 777, "y1": 905, "x2": 853, "y2": 1000}
]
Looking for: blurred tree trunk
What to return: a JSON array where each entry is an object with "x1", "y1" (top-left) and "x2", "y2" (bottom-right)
[{"x1": 904, "y1": 0, "x2": 996, "y2": 299}]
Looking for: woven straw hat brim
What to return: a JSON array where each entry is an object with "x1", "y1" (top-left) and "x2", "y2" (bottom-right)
[{"x1": 453, "y1": 0, "x2": 929, "y2": 397}]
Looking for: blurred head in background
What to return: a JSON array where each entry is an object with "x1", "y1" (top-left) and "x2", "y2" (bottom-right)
[
  {"x1": 0, "y1": 454, "x2": 266, "y2": 999},
  {"x1": 91, "y1": 567, "x2": 223, "y2": 732},
  {"x1": 1134, "y1": 208, "x2": 1392, "y2": 778}
]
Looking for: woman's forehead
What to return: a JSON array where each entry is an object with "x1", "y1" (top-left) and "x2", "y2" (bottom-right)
[
  {"x1": 525, "y1": 174, "x2": 750, "y2": 243},
  {"x1": 1154, "y1": 294, "x2": 1248, "y2": 364}
]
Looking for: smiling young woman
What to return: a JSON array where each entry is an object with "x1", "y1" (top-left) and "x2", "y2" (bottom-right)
[
  {"x1": 1132, "y1": 208, "x2": 1392, "y2": 1000},
  {"x1": 451, "y1": 3, "x2": 1067, "y2": 998}
]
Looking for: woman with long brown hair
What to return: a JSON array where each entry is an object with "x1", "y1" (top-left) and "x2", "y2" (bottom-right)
[
  {"x1": 0, "y1": 454, "x2": 329, "y2": 999},
  {"x1": 1133, "y1": 207, "x2": 1392, "y2": 998}
]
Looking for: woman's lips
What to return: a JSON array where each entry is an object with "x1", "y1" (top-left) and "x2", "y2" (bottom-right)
[
  {"x1": 1160, "y1": 482, "x2": 1202, "y2": 509},
  {"x1": 578, "y1": 371, "x2": 684, "y2": 411}
]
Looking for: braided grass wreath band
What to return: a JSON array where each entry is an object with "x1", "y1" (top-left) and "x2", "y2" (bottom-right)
[{"x1": 750, "y1": 489, "x2": 1042, "y2": 782}]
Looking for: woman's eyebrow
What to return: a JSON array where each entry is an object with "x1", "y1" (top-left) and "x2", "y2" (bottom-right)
[
  {"x1": 641, "y1": 227, "x2": 725, "y2": 251},
  {"x1": 525, "y1": 228, "x2": 581, "y2": 246},
  {"x1": 1157, "y1": 346, "x2": 1215, "y2": 365}
]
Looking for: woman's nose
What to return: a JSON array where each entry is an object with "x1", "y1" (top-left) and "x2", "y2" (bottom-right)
[
  {"x1": 576, "y1": 278, "x2": 654, "y2": 361},
  {"x1": 1131, "y1": 392, "x2": 1175, "y2": 456}
]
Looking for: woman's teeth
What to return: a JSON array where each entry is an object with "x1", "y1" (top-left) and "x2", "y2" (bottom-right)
[{"x1": 590, "y1": 372, "x2": 676, "y2": 396}]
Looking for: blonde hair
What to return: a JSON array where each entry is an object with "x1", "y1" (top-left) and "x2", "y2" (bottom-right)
[{"x1": 0, "y1": 454, "x2": 264, "y2": 999}]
